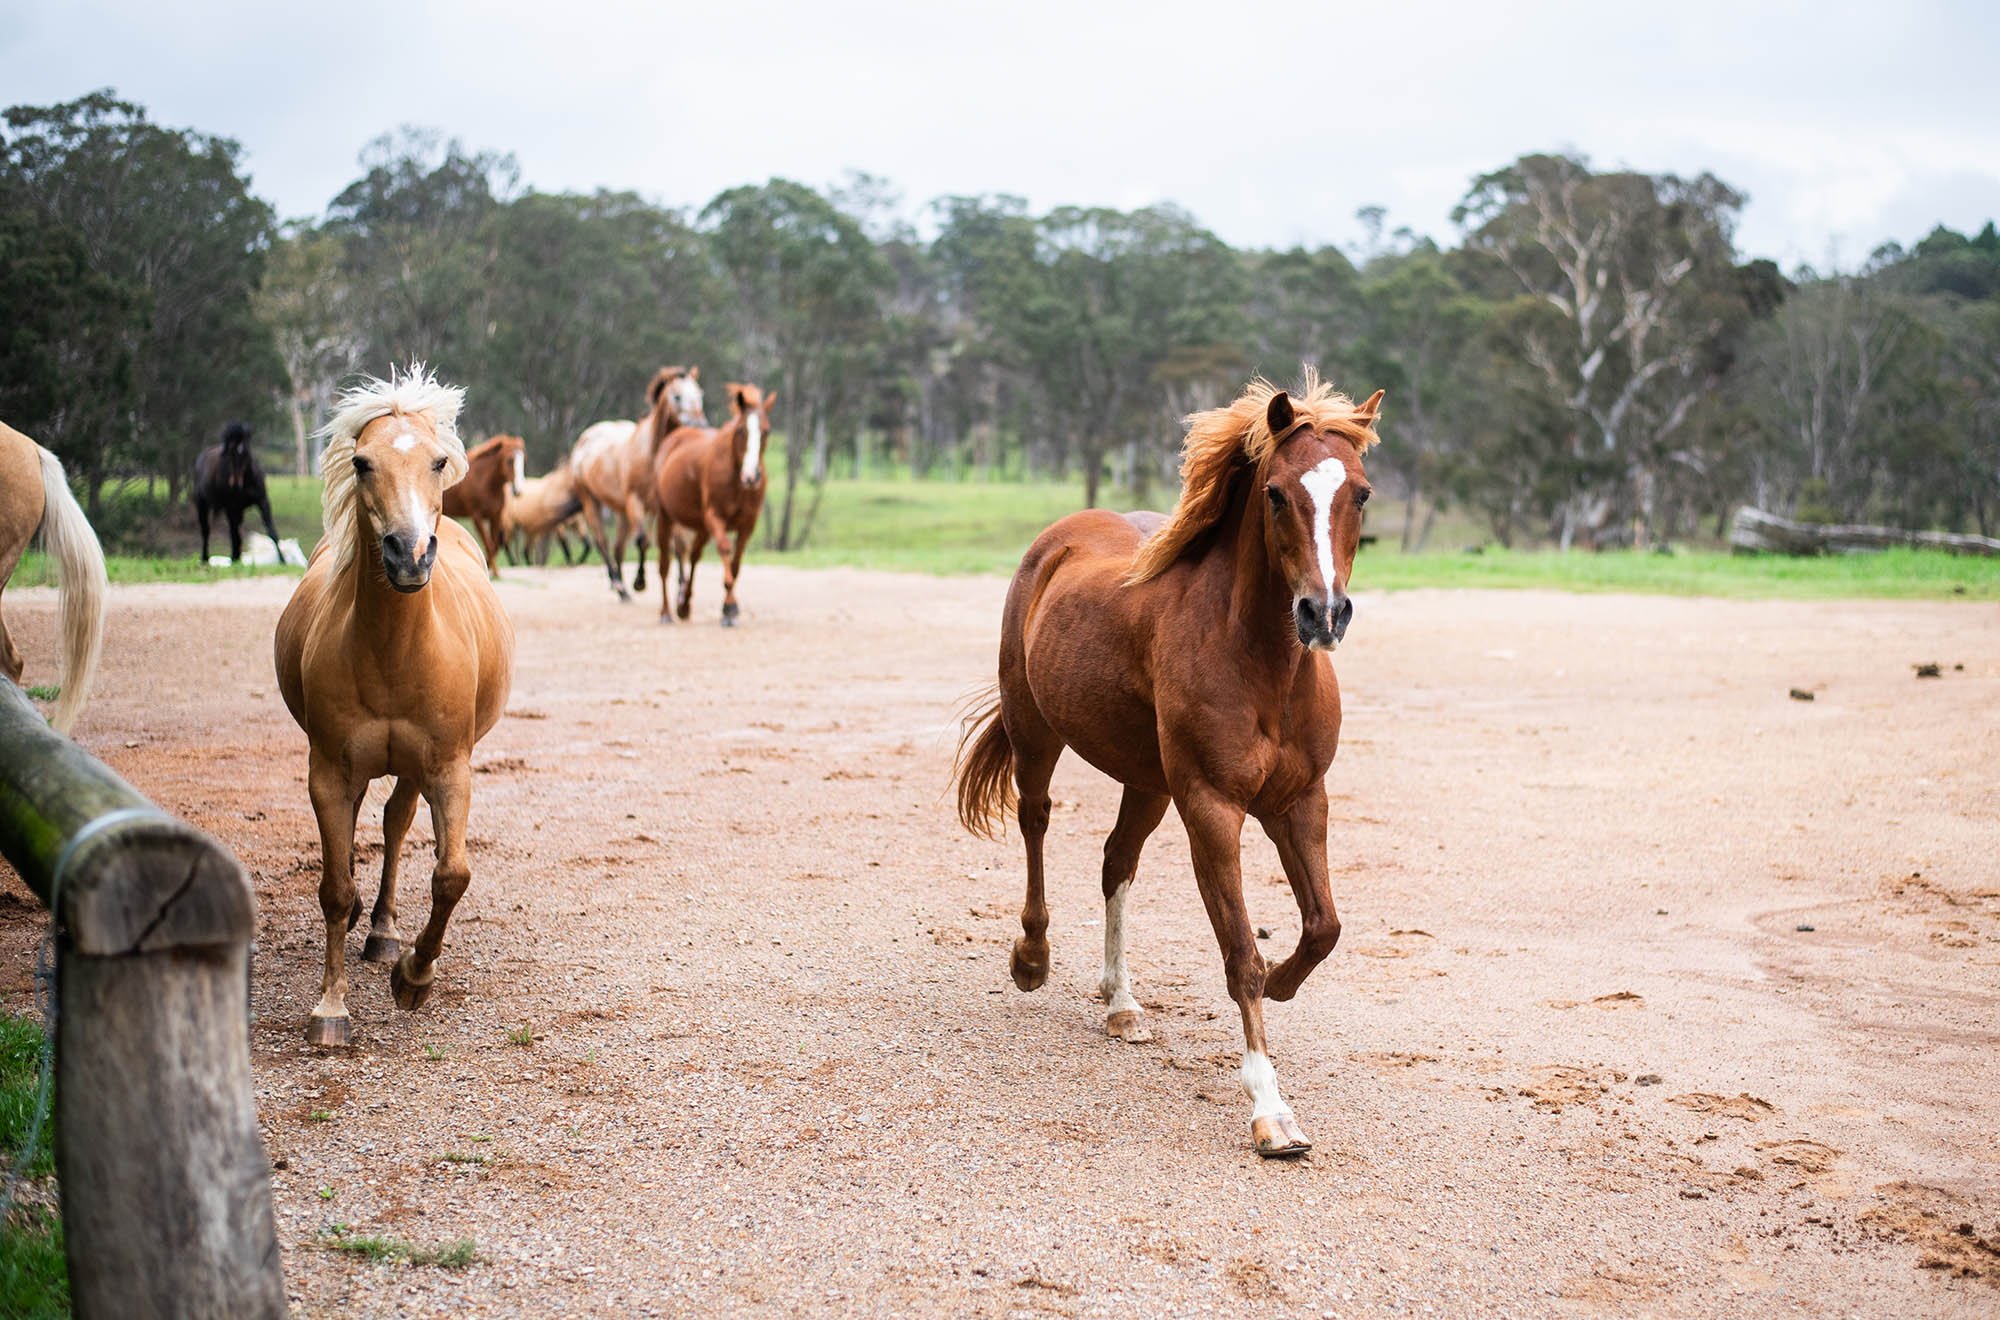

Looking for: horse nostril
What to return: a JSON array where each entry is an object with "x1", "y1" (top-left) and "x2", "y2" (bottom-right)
[{"x1": 1332, "y1": 596, "x2": 1355, "y2": 641}]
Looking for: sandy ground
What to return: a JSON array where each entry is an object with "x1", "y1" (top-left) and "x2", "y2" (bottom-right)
[{"x1": 2, "y1": 564, "x2": 1998, "y2": 1317}]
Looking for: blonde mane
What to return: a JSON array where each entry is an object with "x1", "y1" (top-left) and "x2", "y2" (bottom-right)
[
  {"x1": 315, "y1": 364, "x2": 469, "y2": 573},
  {"x1": 1126, "y1": 369, "x2": 1383, "y2": 585}
]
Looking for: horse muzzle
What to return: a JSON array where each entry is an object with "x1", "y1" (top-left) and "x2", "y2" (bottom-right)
[
  {"x1": 1294, "y1": 593, "x2": 1353, "y2": 651},
  {"x1": 381, "y1": 532, "x2": 439, "y2": 593}
]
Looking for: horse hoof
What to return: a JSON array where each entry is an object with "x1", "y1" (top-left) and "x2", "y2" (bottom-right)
[
  {"x1": 1250, "y1": 1112, "x2": 1312, "y2": 1158},
  {"x1": 658, "y1": 612, "x2": 675, "y2": 625},
  {"x1": 390, "y1": 956, "x2": 434, "y2": 1011},
  {"x1": 1105, "y1": 1009, "x2": 1152, "y2": 1043},
  {"x1": 1009, "y1": 939, "x2": 1049, "y2": 992},
  {"x1": 305, "y1": 1014, "x2": 352, "y2": 1049},
  {"x1": 361, "y1": 934, "x2": 401, "y2": 964},
  {"x1": 720, "y1": 613, "x2": 737, "y2": 628}
]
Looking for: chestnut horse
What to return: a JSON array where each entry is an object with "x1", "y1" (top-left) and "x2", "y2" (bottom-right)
[
  {"x1": 503, "y1": 464, "x2": 586, "y2": 565},
  {"x1": 442, "y1": 433, "x2": 525, "y2": 574},
  {"x1": 953, "y1": 372, "x2": 1383, "y2": 1157},
  {"x1": 0, "y1": 421, "x2": 106, "y2": 732},
  {"x1": 274, "y1": 367, "x2": 514, "y2": 1048},
  {"x1": 652, "y1": 383, "x2": 773, "y2": 626},
  {"x1": 570, "y1": 366, "x2": 704, "y2": 600}
]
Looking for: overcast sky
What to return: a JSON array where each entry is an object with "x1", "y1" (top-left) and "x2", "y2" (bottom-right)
[{"x1": 5, "y1": 0, "x2": 1997, "y2": 268}]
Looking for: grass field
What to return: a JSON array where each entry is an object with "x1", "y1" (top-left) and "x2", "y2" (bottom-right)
[
  {"x1": 11, "y1": 474, "x2": 1998, "y2": 600},
  {"x1": 0, "y1": 1010, "x2": 65, "y2": 1319}
]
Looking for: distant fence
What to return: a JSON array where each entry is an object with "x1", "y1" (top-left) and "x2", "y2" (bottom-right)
[
  {"x1": 0, "y1": 679, "x2": 283, "y2": 1319},
  {"x1": 1731, "y1": 506, "x2": 2000, "y2": 557}
]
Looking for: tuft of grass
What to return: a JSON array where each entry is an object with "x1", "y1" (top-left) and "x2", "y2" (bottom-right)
[
  {"x1": 422, "y1": 1043, "x2": 446, "y2": 1062},
  {"x1": 321, "y1": 1225, "x2": 477, "y2": 1269},
  {"x1": 505, "y1": 1024, "x2": 535, "y2": 1048},
  {"x1": 306, "y1": 1109, "x2": 332, "y2": 1124},
  {"x1": 23, "y1": 686, "x2": 58, "y2": 703},
  {"x1": 439, "y1": 1151, "x2": 487, "y2": 1165}
]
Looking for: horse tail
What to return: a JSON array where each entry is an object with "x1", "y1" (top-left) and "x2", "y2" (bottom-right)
[
  {"x1": 34, "y1": 446, "x2": 108, "y2": 734},
  {"x1": 951, "y1": 686, "x2": 1016, "y2": 839}
]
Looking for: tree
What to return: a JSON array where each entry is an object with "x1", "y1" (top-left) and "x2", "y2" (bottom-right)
[
  {"x1": 1, "y1": 90, "x2": 281, "y2": 508},
  {"x1": 1457, "y1": 153, "x2": 1746, "y2": 546},
  {"x1": 254, "y1": 221, "x2": 359, "y2": 474},
  {"x1": 702, "y1": 179, "x2": 892, "y2": 549}
]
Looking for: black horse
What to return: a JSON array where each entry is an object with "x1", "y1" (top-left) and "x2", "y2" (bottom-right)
[{"x1": 193, "y1": 422, "x2": 280, "y2": 562}]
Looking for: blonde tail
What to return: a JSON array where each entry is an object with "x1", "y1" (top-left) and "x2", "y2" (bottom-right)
[{"x1": 35, "y1": 447, "x2": 107, "y2": 733}]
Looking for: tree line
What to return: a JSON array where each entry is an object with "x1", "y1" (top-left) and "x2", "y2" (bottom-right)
[{"x1": 4, "y1": 90, "x2": 1997, "y2": 549}]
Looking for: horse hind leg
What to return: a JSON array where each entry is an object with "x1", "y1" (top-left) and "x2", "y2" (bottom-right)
[
  {"x1": 1100, "y1": 787, "x2": 1170, "y2": 1042},
  {"x1": 1007, "y1": 715, "x2": 1063, "y2": 993},
  {"x1": 363, "y1": 777, "x2": 421, "y2": 963},
  {"x1": 391, "y1": 763, "x2": 473, "y2": 1013}
]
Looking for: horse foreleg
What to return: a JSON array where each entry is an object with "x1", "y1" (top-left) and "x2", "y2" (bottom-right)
[
  {"x1": 392, "y1": 762, "x2": 472, "y2": 1012},
  {"x1": 580, "y1": 499, "x2": 627, "y2": 600},
  {"x1": 706, "y1": 512, "x2": 743, "y2": 626},
  {"x1": 257, "y1": 495, "x2": 279, "y2": 544},
  {"x1": 676, "y1": 531, "x2": 708, "y2": 622},
  {"x1": 363, "y1": 777, "x2": 422, "y2": 964},
  {"x1": 654, "y1": 513, "x2": 676, "y2": 621},
  {"x1": 1179, "y1": 782, "x2": 1309, "y2": 1157},
  {"x1": 306, "y1": 753, "x2": 363, "y2": 1048},
  {"x1": 195, "y1": 499, "x2": 212, "y2": 562},
  {"x1": 227, "y1": 508, "x2": 245, "y2": 564},
  {"x1": 1100, "y1": 786, "x2": 1170, "y2": 1042},
  {"x1": 1258, "y1": 787, "x2": 1341, "y2": 1002}
]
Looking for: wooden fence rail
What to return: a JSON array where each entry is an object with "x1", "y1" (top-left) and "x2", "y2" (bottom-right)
[{"x1": 0, "y1": 679, "x2": 284, "y2": 1319}]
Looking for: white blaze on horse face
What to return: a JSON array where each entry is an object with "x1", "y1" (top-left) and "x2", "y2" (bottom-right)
[
  {"x1": 742, "y1": 413, "x2": 763, "y2": 486},
  {"x1": 1240, "y1": 1050, "x2": 1293, "y2": 1121},
  {"x1": 1099, "y1": 882, "x2": 1140, "y2": 1016},
  {"x1": 511, "y1": 448, "x2": 525, "y2": 496},
  {"x1": 1298, "y1": 454, "x2": 1347, "y2": 601}
]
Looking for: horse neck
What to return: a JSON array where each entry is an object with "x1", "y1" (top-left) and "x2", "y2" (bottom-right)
[{"x1": 1201, "y1": 467, "x2": 1306, "y2": 681}]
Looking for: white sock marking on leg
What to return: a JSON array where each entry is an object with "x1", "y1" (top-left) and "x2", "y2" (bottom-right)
[
  {"x1": 1241, "y1": 1050, "x2": 1292, "y2": 1120},
  {"x1": 1101, "y1": 883, "x2": 1140, "y2": 1015}
]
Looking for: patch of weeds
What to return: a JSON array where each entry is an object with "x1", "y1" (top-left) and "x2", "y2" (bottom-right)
[
  {"x1": 422, "y1": 1043, "x2": 446, "y2": 1062},
  {"x1": 505, "y1": 1024, "x2": 534, "y2": 1048},
  {"x1": 307, "y1": 1109, "x2": 332, "y2": 1124},
  {"x1": 23, "y1": 686, "x2": 58, "y2": 704},
  {"x1": 321, "y1": 1225, "x2": 478, "y2": 1270},
  {"x1": 466, "y1": 1133, "x2": 492, "y2": 1144},
  {"x1": 317, "y1": 1186, "x2": 335, "y2": 1201},
  {"x1": 440, "y1": 1151, "x2": 487, "y2": 1165}
]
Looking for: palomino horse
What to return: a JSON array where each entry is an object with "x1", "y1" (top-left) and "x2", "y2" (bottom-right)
[
  {"x1": 503, "y1": 464, "x2": 586, "y2": 565},
  {"x1": 0, "y1": 421, "x2": 106, "y2": 732},
  {"x1": 274, "y1": 367, "x2": 514, "y2": 1048},
  {"x1": 652, "y1": 383, "x2": 773, "y2": 626},
  {"x1": 193, "y1": 421, "x2": 282, "y2": 562},
  {"x1": 442, "y1": 433, "x2": 525, "y2": 574},
  {"x1": 570, "y1": 366, "x2": 704, "y2": 600},
  {"x1": 953, "y1": 372, "x2": 1383, "y2": 1157}
]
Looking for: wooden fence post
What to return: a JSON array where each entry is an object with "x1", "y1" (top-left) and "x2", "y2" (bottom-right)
[{"x1": 0, "y1": 679, "x2": 284, "y2": 1319}]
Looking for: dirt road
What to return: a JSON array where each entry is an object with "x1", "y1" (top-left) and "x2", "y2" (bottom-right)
[{"x1": 3, "y1": 566, "x2": 1997, "y2": 1316}]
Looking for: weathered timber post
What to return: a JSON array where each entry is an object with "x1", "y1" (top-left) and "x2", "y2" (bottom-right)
[{"x1": 0, "y1": 679, "x2": 284, "y2": 1319}]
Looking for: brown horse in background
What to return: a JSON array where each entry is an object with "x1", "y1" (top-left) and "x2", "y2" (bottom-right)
[
  {"x1": 953, "y1": 372, "x2": 1383, "y2": 1157},
  {"x1": 652, "y1": 383, "x2": 772, "y2": 626},
  {"x1": 274, "y1": 367, "x2": 514, "y2": 1048},
  {"x1": 570, "y1": 366, "x2": 704, "y2": 601},
  {"x1": 0, "y1": 421, "x2": 106, "y2": 732},
  {"x1": 443, "y1": 433, "x2": 525, "y2": 574}
]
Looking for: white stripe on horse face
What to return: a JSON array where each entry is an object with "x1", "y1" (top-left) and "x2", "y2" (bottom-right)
[
  {"x1": 742, "y1": 414, "x2": 763, "y2": 485},
  {"x1": 512, "y1": 448, "x2": 525, "y2": 495},
  {"x1": 1298, "y1": 454, "x2": 1347, "y2": 600}
]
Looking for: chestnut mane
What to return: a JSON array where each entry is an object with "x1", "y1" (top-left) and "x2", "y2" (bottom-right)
[{"x1": 1126, "y1": 369, "x2": 1383, "y2": 586}]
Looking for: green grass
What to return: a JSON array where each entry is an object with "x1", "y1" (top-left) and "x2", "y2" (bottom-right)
[
  {"x1": 0, "y1": 1012, "x2": 65, "y2": 1318},
  {"x1": 17, "y1": 471, "x2": 1998, "y2": 599},
  {"x1": 321, "y1": 1225, "x2": 478, "y2": 1269}
]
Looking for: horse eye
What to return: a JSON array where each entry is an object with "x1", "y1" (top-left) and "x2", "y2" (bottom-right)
[
  {"x1": 351, "y1": 456, "x2": 373, "y2": 477},
  {"x1": 432, "y1": 457, "x2": 448, "y2": 473},
  {"x1": 1354, "y1": 488, "x2": 1372, "y2": 507},
  {"x1": 1265, "y1": 486, "x2": 1287, "y2": 511}
]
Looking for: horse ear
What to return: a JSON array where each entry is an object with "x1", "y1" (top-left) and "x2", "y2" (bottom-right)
[
  {"x1": 1266, "y1": 391, "x2": 1295, "y2": 438},
  {"x1": 1354, "y1": 389, "x2": 1386, "y2": 422},
  {"x1": 734, "y1": 387, "x2": 751, "y2": 413},
  {"x1": 762, "y1": 391, "x2": 776, "y2": 413},
  {"x1": 688, "y1": 366, "x2": 699, "y2": 381}
]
